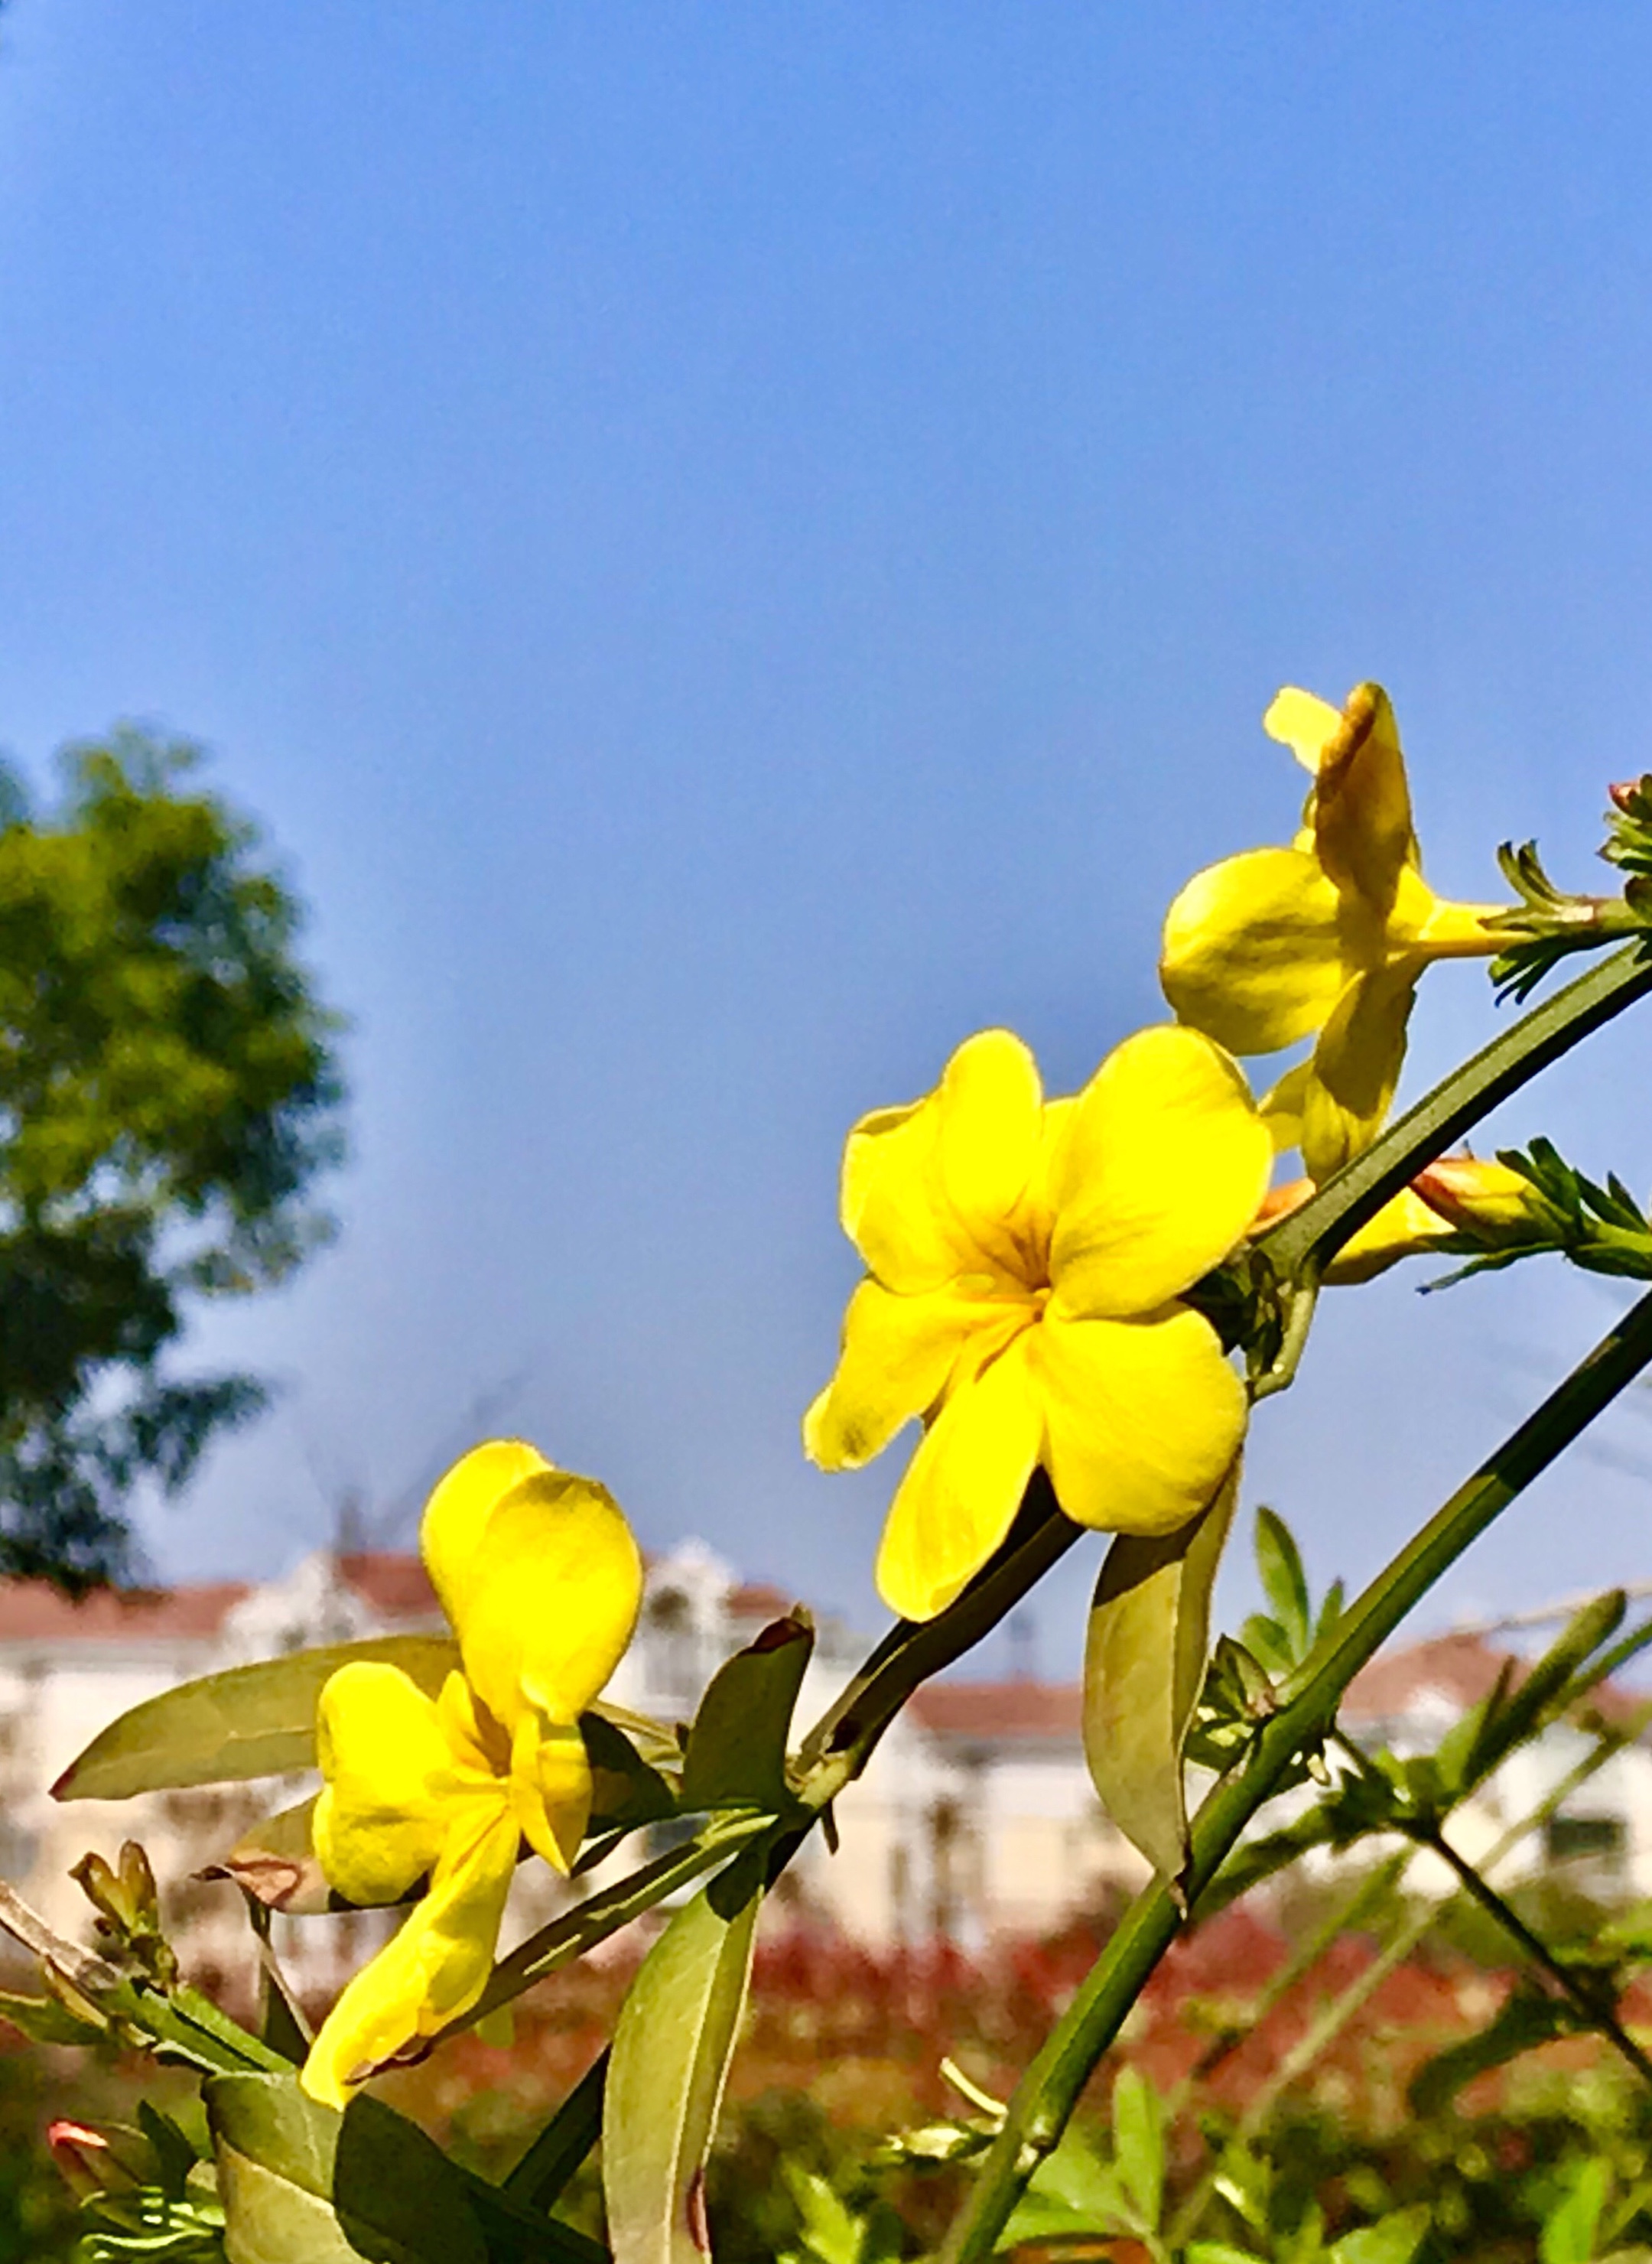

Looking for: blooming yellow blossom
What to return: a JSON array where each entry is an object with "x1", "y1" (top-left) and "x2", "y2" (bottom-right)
[
  {"x1": 301, "y1": 1440, "x2": 642, "y2": 2108},
  {"x1": 805, "y1": 1025, "x2": 1271, "y2": 1622},
  {"x1": 1160, "y1": 684, "x2": 1517, "y2": 1183}
]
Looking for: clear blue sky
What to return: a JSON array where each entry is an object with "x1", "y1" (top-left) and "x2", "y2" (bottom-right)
[{"x1": 2, "y1": 4, "x2": 1650, "y2": 1664}]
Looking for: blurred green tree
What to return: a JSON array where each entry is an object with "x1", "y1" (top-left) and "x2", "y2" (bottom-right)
[{"x1": 0, "y1": 726, "x2": 344, "y2": 1589}]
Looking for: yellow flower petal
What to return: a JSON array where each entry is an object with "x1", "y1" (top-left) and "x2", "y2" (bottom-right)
[
  {"x1": 839, "y1": 1030, "x2": 1043, "y2": 1290},
  {"x1": 875, "y1": 1333, "x2": 1041, "y2": 1622},
  {"x1": 1259, "y1": 1060, "x2": 1312, "y2": 1155},
  {"x1": 455, "y1": 1469, "x2": 643, "y2": 1734},
  {"x1": 1034, "y1": 1306, "x2": 1246, "y2": 1534},
  {"x1": 1321, "y1": 1189, "x2": 1458, "y2": 1284},
  {"x1": 933, "y1": 1029, "x2": 1043, "y2": 1262},
  {"x1": 803, "y1": 1278, "x2": 1026, "y2": 1472},
  {"x1": 1299, "y1": 961, "x2": 1418, "y2": 1183},
  {"x1": 420, "y1": 1439, "x2": 551, "y2": 1635},
  {"x1": 1263, "y1": 686, "x2": 1345, "y2": 773},
  {"x1": 313, "y1": 1664, "x2": 460, "y2": 1908},
  {"x1": 301, "y1": 1803, "x2": 520, "y2": 2109},
  {"x1": 509, "y1": 1711, "x2": 592, "y2": 1875},
  {"x1": 1161, "y1": 847, "x2": 1348, "y2": 1056},
  {"x1": 1049, "y1": 1026, "x2": 1271, "y2": 1319},
  {"x1": 1311, "y1": 685, "x2": 1417, "y2": 919},
  {"x1": 840, "y1": 1094, "x2": 961, "y2": 1292}
]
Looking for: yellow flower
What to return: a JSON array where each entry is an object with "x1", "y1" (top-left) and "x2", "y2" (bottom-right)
[
  {"x1": 301, "y1": 1440, "x2": 642, "y2": 2108},
  {"x1": 1160, "y1": 683, "x2": 1516, "y2": 1182},
  {"x1": 805, "y1": 1025, "x2": 1271, "y2": 1622}
]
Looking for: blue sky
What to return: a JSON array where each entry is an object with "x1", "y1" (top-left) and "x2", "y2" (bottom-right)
[{"x1": 2, "y1": 4, "x2": 1651, "y2": 1666}]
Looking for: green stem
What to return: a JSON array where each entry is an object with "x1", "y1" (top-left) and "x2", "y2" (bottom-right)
[
  {"x1": 1413, "y1": 1823, "x2": 1652, "y2": 2090},
  {"x1": 940, "y1": 1283, "x2": 1652, "y2": 2264},
  {"x1": 1257, "y1": 940, "x2": 1652, "y2": 1285},
  {"x1": 503, "y1": 2048, "x2": 608, "y2": 2210}
]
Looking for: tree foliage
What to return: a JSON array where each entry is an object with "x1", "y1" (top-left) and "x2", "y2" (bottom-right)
[{"x1": 0, "y1": 726, "x2": 344, "y2": 1588}]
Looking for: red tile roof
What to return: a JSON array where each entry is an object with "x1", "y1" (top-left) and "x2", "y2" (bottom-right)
[
  {"x1": 335, "y1": 1553, "x2": 440, "y2": 1620},
  {"x1": 909, "y1": 1680, "x2": 1083, "y2": 1741},
  {"x1": 1343, "y1": 1632, "x2": 1512, "y2": 1722},
  {"x1": 0, "y1": 1552, "x2": 441, "y2": 1648},
  {"x1": 728, "y1": 1581, "x2": 794, "y2": 1623},
  {"x1": 0, "y1": 1581, "x2": 249, "y2": 1644},
  {"x1": 1344, "y1": 1628, "x2": 1650, "y2": 1735}
]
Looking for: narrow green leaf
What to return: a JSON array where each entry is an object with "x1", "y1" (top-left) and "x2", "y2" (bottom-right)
[
  {"x1": 603, "y1": 1842, "x2": 768, "y2": 2263},
  {"x1": 1082, "y1": 1462, "x2": 1240, "y2": 1890},
  {"x1": 0, "y1": 1984, "x2": 104, "y2": 2044},
  {"x1": 1328, "y1": 2207, "x2": 1432, "y2": 2264},
  {"x1": 1542, "y1": 2158, "x2": 1611, "y2": 2264},
  {"x1": 54, "y1": 1636, "x2": 460, "y2": 1800},
  {"x1": 1109, "y1": 2068, "x2": 1163, "y2": 2233},
  {"x1": 1237, "y1": 1612, "x2": 1294, "y2": 1680},
  {"x1": 1461, "y1": 1589, "x2": 1627, "y2": 1784},
  {"x1": 680, "y1": 1615, "x2": 813, "y2": 1813},
  {"x1": 782, "y1": 2167, "x2": 865, "y2": 2264},
  {"x1": 1254, "y1": 1506, "x2": 1311, "y2": 1661}
]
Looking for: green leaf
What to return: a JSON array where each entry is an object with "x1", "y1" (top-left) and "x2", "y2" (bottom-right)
[
  {"x1": 995, "y1": 2122, "x2": 1139, "y2": 2248},
  {"x1": 1110, "y1": 2067, "x2": 1163, "y2": 2232},
  {"x1": 1082, "y1": 1462, "x2": 1239, "y2": 1889},
  {"x1": 1020, "y1": 2127, "x2": 1130, "y2": 2228},
  {"x1": 586, "y1": 1713, "x2": 678, "y2": 1833},
  {"x1": 603, "y1": 1842, "x2": 768, "y2": 2263},
  {"x1": 1328, "y1": 2207, "x2": 1432, "y2": 2264},
  {"x1": 1542, "y1": 2158, "x2": 1611, "y2": 2264},
  {"x1": 0, "y1": 1983, "x2": 105, "y2": 2044},
  {"x1": 54, "y1": 1637, "x2": 460, "y2": 1800},
  {"x1": 207, "y1": 2073, "x2": 386, "y2": 2264},
  {"x1": 1254, "y1": 1507, "x2": 1311, "y2": 1661},
  {"x1": 1187, "y1": 2247, "x2": 1270, "y2": 2264},
  {"x1": 782, "y1": 2167, "x2": 865, "y2": 2264},
  {"x1": 680, "y1": 1615, "x2": 813, "y2": 1813},
  {"x1": 207, "y1": 2071, "x2": 600, "y2": 2264}
]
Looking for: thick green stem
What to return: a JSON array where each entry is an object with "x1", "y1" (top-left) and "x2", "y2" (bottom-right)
[
  {"x1": 1258, "y1": 940, "x2": 1652, "y2": 1284},
  {"x1": 941, "y1": 1283, "x2": 1652, "y2": 2263}
]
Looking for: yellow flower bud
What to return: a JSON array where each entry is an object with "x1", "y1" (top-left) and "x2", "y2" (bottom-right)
[{"x1": 1414, "y1": 1155, "x2": 1546, "y2": 1245}]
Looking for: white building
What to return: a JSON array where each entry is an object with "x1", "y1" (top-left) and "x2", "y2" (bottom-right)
[{"x1": 0, "y1": 1549, "x2": 1641, "y2": 2007}]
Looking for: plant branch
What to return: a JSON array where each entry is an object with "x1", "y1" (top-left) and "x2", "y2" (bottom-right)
[
  {"x1": 1169, "y1": 1722, "x2": 1636, "y2": 2248},
  {"x1": 1413, "y1": 1821, "x2": 1652, "y2": 2089},
  {"x1": 941, "y1": 1281, "x2": 1652, "y2": 2262}
]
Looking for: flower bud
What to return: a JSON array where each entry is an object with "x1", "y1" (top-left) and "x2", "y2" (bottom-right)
[
  {"x1": 46, "y1": 2120, "x2": 114, "y2": 2202},
  {"x1": 1414, "y1": 1155, "x2": 1546, "y2": 1246}
]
